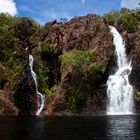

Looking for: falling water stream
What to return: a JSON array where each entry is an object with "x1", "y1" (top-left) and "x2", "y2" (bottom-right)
[
  {"x1": 29, "y1": 55, "x2": 45, "y2": 115},
  {"x1": 107, "y1": 26, "x2": 133, "y2": 115}
]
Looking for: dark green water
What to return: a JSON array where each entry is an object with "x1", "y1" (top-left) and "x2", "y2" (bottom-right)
[{"x1": 0, "y1": 115, "x2": 140, "y2": 140}]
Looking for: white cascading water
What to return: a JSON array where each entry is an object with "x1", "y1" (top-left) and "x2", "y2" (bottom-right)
[
  {"x1": 29, "y1": 55, "x2": 45, "y2": 115},
  {"x1": 107, "y1": 26, "x2": 133, "y2": 115}
]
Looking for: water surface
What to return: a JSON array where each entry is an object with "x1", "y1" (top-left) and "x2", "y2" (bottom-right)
[{"x1": 0, "y1": 115, "x2": 140, "y2": 140}]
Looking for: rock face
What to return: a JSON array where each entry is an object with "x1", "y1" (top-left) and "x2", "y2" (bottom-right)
[
  {"x1": 0, "y1": 9, "x2": 139, "y2": 115},
  {"x1": 42, "y1": 14, "x2": 114, "y2": 115},
  {"x1": 129, "y1": 30, "x2": 140, "y2": 90},
  {"x1": 0, "y1": 90, "x2": 18, "y2": 115},
  {"x1": 14, "y1": 66, "x2": 37, "y2": 115}
]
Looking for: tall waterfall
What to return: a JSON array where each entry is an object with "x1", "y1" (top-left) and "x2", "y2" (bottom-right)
[
  {"x1": 29, "y1": 55, "x2": 45, "y2": 115},
  {"x1": 107, "y1": 26, "x2": 133, "y2": 115}
]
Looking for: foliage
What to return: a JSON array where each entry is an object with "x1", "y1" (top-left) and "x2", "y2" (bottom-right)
[
  {"x1": 60, "y1": 49, "x2": 96, "y2": 73},
  {"x1": 36, "y1": 42, "x2": 55, "y2": 96},
  {"x1": 64, "y1": 68, "x2": 102, "y2": 111},
  {"x1": 0, "y1": 13, "x2": 24, "y2": 73},
  {"x1": 103, "y1": 9, "x2": 139, "y2": 33},
  {"x1": 40, "y1": 42, "x2": 54, "y2": 60},
  {"x1": 89, "y1": 63, "x2": 103, "y2": 73},
  {"x1": 60, "y1": 49, "x2": 103, "y2": 111},
  {"x1": 134, "y1": 92, "x2": 140, "y2": 102},
  {"x1": 0, "y1": 13, "x2": 42, "y2": 90},
  {"x1": 64, "y1": 88, "x2": 91, "y2": 111},
  {"x1": 36, "y1": 65, "x2": 52, "y2": 96},
  {"x1": 37, "y1": 41, "x2": 61, "y2": 97},
  {"x1": 0, "y1": 13, "x2": 17, "y2": 26}
]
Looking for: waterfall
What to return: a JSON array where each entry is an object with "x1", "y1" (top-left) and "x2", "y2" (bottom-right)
[
  {"x1": 29, "y1": 55, "x2": 45, "y2": 115},
  {"x1": 107, "y1": 26, "x2": 133, "y2": 115}
]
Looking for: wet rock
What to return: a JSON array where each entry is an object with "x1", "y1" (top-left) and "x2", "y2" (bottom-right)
[{"x1": 14, "y1": 65, "x2": 37, "y2": 115}]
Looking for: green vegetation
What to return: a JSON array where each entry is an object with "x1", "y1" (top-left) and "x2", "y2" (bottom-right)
[
  {"x1": 36, "y1": 66, "x2": 52, "y2": 96},
  {"x1": 64, "y1": 87, "x2": 92, "y2": 111},
  {"x1": 104, "y1": 9, "x2": 139, "y2": 33},
  {"x1": 134, "y1": 92, "x2": 140, "y2": 102},
  {"x1": 0, "y1": 13, "x2": 24, "y2": 73},
  {"x1": 0, "y1": 13, "x2": 17, "y2": 26},
  {"x1": 40, "y1": 42, "x2": 54, "y2": 59},
  {"x1": 0, "y1": 13, "x2": 41, "y2": 90},
  {"x1": 60, "y1": 49, "x2": 102, "y2": 111},
  {"x1": 36, "y1": 42, "x2": 55, "y2": 96},
  {"x1": 60, "y1": 49, "x2": 96, "y2": 73},
  {"x1": 89, "y1": 63, "x2": 103, "y2": 73},
  {"x1": 0, "y1": 46, "x2": 23, "y2": 73}
]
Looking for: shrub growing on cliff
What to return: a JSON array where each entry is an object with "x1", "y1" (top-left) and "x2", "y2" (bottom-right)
[
  {"x1": 41, "y1": 42, "x2": 54, "y2": 60},
  {"x1": 0, "y1": 13, "x2": 24, "y2": 73},
  {"x1": 60, "y1": 49, "x2": 96, "y2": 73},
  {"x1": 0, "y1": 13, "x2": 17, "y2": 26},
  {"x1": 37, "y1": 66, "x2": 52, "y2": 96},
  {"x1": 104, "y1": 9, "x2": 139, "y2": 33},
  {"x1": 60, "y1": 49, "x2": 103, "y2": 111},
  {"x1": 89, "y1": 63, "x2": 103, "y2": 73},
  {"x1": 134, "y1": 92, "x2": 140, "y2": 102},
  {"x1": 37, "y1": 42, "x2": 55, "y2": 96},
  {"x1": 64, "y1": 89, "x2": 90, "y2": 111}
]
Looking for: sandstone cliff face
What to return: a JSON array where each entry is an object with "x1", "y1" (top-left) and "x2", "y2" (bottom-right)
[
  {"x1": 0, "y1": 10, "x2": 139, "y2": 115},
  {"x1": 42, "y1": 14, "x2": 114, "y2": 115},
  {"x1": 14, "y1": 66, "x2": 37, "y2": 115},
  {"x1": 0, "y1": 90, "x2": 18, "y2": 115},
  {"x1": 128, "y1": 30, "x2": 140, "y2": 91}
]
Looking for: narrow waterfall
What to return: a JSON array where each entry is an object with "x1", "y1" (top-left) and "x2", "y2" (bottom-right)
[
  {"x1": 29, "y1": 55, "x2": 45, "y2": 115},
  {"x1": 107, "y1": 26, "x2": 133, "y2": 115}
]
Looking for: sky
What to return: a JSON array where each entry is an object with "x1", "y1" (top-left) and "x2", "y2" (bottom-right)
[{"x1": 0, "y1": 0, "x2": 140, "y2": 24}]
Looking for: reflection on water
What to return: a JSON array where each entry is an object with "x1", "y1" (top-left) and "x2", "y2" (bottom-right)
[
  {"x1": 0, "y1": 117, "x2": 45, "y2": 140},
  {"x1": 16, "y1": 117, "x2": 45, "y2": 139},
  {"x1": 0, "y1": 115, "x2": 140, "y2": 140},
  {"x1": 106, "y1": 115, "x2": 136, "y2": 140}
]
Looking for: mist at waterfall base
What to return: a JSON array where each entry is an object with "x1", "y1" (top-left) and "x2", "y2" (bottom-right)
[
  {"x1": 107, "y1": 26, "x2": 133, "y2": 115},
  {"x1": 29, "y1": 55, "x2": 45, "y2": 115}
]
